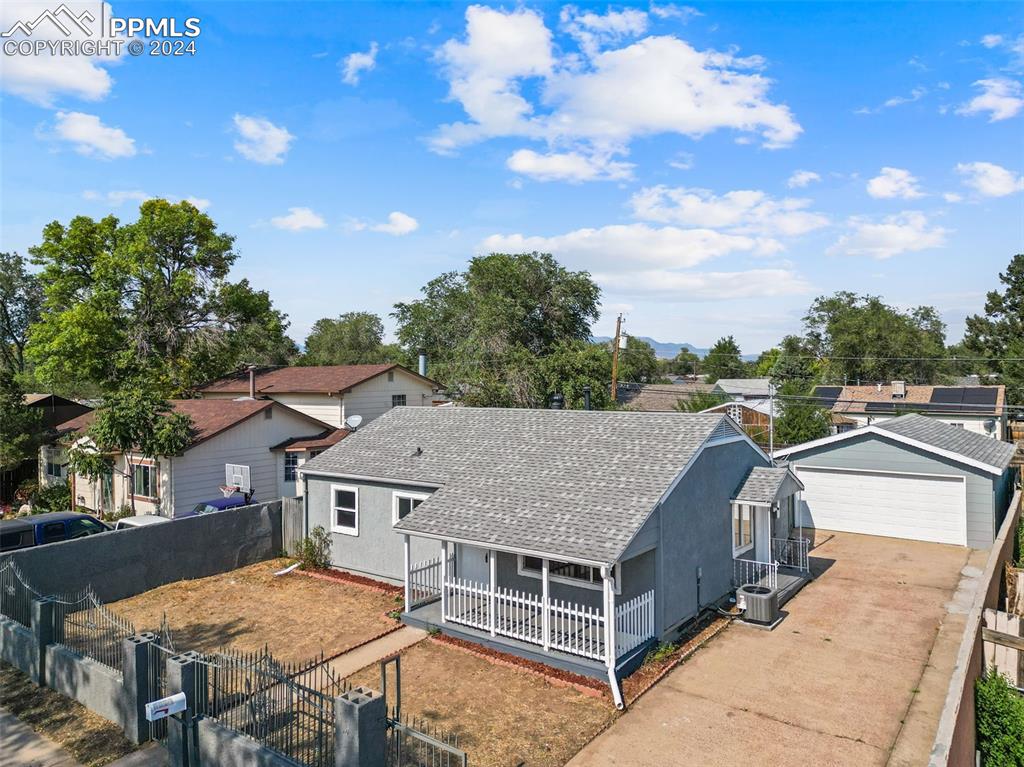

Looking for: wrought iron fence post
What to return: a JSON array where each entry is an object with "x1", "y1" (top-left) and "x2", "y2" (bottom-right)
[
  {"x1": 29, "y1": 596, "x2": 54, "y2": 686},
  {"x1": 122, "y1": 632, "x2": 156, "y2": 744}
]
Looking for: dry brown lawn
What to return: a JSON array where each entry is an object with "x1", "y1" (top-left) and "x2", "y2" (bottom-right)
[
  {"x1": 0, "y1": 661, "x2": 136, "y2": 767},
  {"x1": 346, "y1": 640, "x2": 616, "y2": 767},
  {"x1": 108, "y1": 559, "x2": 400, "y2": 663}
]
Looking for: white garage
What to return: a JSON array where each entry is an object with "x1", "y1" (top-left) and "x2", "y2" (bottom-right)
[
  {"x1": 774, "y1": 414, "x2": 1017, "y2": 549},
  {"x1": 793, "y1": 466, "x2": 966, "y2": 545}
]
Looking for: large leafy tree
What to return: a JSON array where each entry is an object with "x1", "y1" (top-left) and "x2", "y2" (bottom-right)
[
  {"x1": 773, "y1": 381, "x2": 831, "y2": 447},
  {"x1": 393, "y1": 252, "x2": 600, "y2": 407},
  {"x1": 615, "y1": 336, "x2": 661, "y2": 385},
  {"x1": 0, "y1": 367, "x2": 43, "y2": 470},
  {"x1": 0, "y1": 252, "x2": 43, "y2": 375},
  {"x1": 538, "y1": 340, "x2": 613, "y2": 410},
  {"x1": 964, "y1": 254, "x2": 1024, "y2": 405},
  {"x1": 664, "y1": 346, "x2": 701, "y2": 377},
  {"x1": 301, "y1": 311, "x2": 407, "y2": 366},
  {"x1": 703, "y1": 336, "x2": 747, "y2": 383},
  {"x1": 27, "y1": 199, "x2": 295, "y2": 394},
  {"x1": 802, "y1": 292, "x2": 947, "y2": 384}
]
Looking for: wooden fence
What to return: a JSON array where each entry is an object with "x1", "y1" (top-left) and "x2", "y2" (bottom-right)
[{"x1": 282, "y1": 496, "x2": 304, "y2": 555}]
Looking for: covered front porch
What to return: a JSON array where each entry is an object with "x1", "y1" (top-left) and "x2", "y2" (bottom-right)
[{"x1": 399, "y1": 537, "x2": 655, "y2": 706}]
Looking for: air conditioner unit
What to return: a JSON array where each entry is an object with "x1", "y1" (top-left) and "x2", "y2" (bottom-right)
[
  {"x1": 737, "y1": 584, "x2": 780, "y2": 626},
  {"x1": 892, "y1": 380, "x2": 906, "y2": 398}
]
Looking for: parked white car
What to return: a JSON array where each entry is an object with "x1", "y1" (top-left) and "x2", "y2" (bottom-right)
[{"x1": 114, "y1": 515, "x2": 172, "y2": 530}]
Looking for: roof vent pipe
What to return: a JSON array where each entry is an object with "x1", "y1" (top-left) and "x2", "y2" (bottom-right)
[
  {"x1": 549, "y1": 393, "x2": 564, "y2": 410},
  {"x1": 248, "y1": 366, "x2": 257, "y2": 399},
  {"x1": 418, "y1": 352, "x2": 427, "y2": 377},
  {"x1": 583, "y1": 386, "x2": 592, "y2": 411}
]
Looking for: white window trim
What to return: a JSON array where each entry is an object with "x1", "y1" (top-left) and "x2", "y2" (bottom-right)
[
  {"x1": 330, "y1": 483, "x2": 359, "y2": 536},
  {"x1": 392, "y1": 490, "x2": 430, "y2": 525},
  {"x1": 731, "y1": 502, "x2": 754, "y2": 557},
  {"x1": 516, "y1": 555, "x2": 620, "y2": 594}
]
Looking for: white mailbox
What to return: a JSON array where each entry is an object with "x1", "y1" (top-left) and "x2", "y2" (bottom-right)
[{"x1": 145, "y1": 691, "x2": 187, "y2": 722}]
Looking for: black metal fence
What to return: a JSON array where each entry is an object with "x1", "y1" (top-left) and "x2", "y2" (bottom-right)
[
  {"x1": 52, "y1": 586, "x2": 135, "y2": 674},
  {"x1": 0, "y1": 559, "x2": 38, "y2": 627},
  {"x1": 386, "y1": 709, "x2": 467, "y2": 767},
  {"x1": 199, "y1": 647, "x2": 345, "y2": 767}
]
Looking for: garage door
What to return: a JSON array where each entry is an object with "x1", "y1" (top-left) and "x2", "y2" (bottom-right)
[{"x1": 794, "y1": 467, "x2": 966, "y2": 545}]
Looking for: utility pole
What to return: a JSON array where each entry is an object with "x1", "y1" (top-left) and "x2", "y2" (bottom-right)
[{"x1": 610, "y1": 314, "x2": 624, "y2": 403}]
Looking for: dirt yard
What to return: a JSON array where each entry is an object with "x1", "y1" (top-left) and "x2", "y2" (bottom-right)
[
  {"x1": 345, "y1": 639, "x2": 616, "y2": 767},
  {"x1": 108, "y1": 559, "x2": 400, "y2": 663},
  {"x1": 0, "y1": 661, "x2": 137, "y2": 766}
]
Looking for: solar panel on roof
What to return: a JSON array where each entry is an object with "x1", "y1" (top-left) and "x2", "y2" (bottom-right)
[
  {"x1": 814, "y1": 386, "x2": 842, "y2": 408},
  {"x1": 929, "y1": 388, "x2": 965, "y2": 404},
  {"x1": 962, "y1": 388, "x2": 998, "y2": 405}
]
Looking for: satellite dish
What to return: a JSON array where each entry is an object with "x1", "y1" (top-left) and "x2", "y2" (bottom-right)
[{"x1": 345, "y1": 415, "x2": 363, "y2": 430}]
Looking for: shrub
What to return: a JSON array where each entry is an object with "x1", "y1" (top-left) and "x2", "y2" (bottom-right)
[
  {"x1": 105, "y1": 505, "x2": 135, "y2": 522},
  {"x1": 645, "y1": 642, "x2": 678, "y2": 666},
  {"x1": 32, "y1": 481, "x2": 70, "y2": 514},
  {"x1": 975, "y1": 666, "x2": 1024, "y2": 766},
  {"x1": 296, "y1": 525, "x2": 332, "y2": 570}
]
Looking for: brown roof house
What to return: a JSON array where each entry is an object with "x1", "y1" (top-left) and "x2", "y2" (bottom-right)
[
  {"x1": 198, "y1": 363, "x2": 441, "y2": 428},
  {"x1": 57, "y1": 399, "x2": 340, "y2": 518}
]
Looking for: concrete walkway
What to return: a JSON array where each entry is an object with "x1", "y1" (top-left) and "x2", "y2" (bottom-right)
[
  {"x1": 568, "y1": 531, "x2": 981, "y2": 767},
  {"x1": 327, "y1": 625, "x2": 428, "y2": 678}
]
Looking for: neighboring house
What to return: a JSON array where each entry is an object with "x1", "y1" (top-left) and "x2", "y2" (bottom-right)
[
  {"x1": 701, "y1": 400, "x2": 773, "y2": 445},
  {"x1": 198, "y1": 364, "x2": 441, "y2": 428},
  {"x1": 299, "y1": 407, "x2": 808, "y2": 701},
  {"x1": 774, "y1": 414, "x2": 1018, "y2": 548},
  {"x1": 711, "y1": 378, "x2": 772, "y2": 400},
  {"x1": 27, "y1": 394, "x2": 93, "y2": 488},
  {"x1": 58, "y1": 399, "x2": 338, "y2": 517},
  {"x1": 617, "y1": 382, "x2": 714, "y2": 411},
  {"x1": 813, "y1": 382, "x2": 1008, "y2": 440}
]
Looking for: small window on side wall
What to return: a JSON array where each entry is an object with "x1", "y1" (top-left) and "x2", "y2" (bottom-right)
[
  {"x1": 392, "y1": 394, "x2": 407, "y2": 408},
  {"x1": 732, "y1": 503, "x2": 753, "y2": 555},
  {"x1": 331, "y1": 485, "x2": 359, "y2": 535},
  {"x1": 393, "y1": 491, "x2": 429, "y2": 524}
]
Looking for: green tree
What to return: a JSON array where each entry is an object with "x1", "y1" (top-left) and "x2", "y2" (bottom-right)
[
  {"x1": 703, "y1": 336, "x2": 746, "y2": 384},
  {"x1": 27, "y1": 199, "x2": 295, "y2": 394},
  {"x1": 538, "y1": 340, "x2": 613, "y2": 410},
  {"x1": 975, "y1": 666, "x2": 1024, "y2": 766},
  {"x1": 773, "y1": 381, "x2": 831, "y2": 447},
  {"x1": 0, "y1": 367, "x2": 43, "y2": 470},
  {"x1": 802, "y1": 292, "x2": 947, "y2": 384},
  {"x1": 301, "y1": 312, "x2": 406, "y2": 366},
  {"x1": 0, "y1": 252, "x2": 43, "y2": 375},
  {"x1": 665, "y1": 347, "x2": 701, "y2": 376},
  {"x1": 674, "y1": 390, "x2": 729, "y2": 413},
  {"x1": 770, "y1": 335, "x2": 819, "y2": 386},
  {"x1": 65, "y1": 379, "x2": 193, "y2": 515},
  {"x1": 964, "y1": 254, "x2": 1024, "y2": 405},
  {"x1": 393, "y1": 252, "x2": 600, "y2": 407},
  {"x1": 616, "y1": 336, "x2": 661, "y2": 384}
]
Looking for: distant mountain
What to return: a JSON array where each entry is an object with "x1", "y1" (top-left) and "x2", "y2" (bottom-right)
[{"x1": 591, "y1": 336, "x2": 759, "y2": 361}]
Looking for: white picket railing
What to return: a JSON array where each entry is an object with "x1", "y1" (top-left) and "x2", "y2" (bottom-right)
[
  {"x1": 548, "y1": 598, "x2": 605, "y2": 660},
  {"x1": 615, "y1": 590, "x2": 655, "y2": 657},
  {"x1": 733, "y1": 558, "x2": 778, "y2": 590},
  {"x1": 444, "y1": 577, "x2": 490, "y2": 631},
  {"x1": 772, "y1": 537, "x2": 810, "y2": 572},
  {"x1": 494, "y1": 586, "x2": 543, "y2": 644},
  {"x1": 408, "y1": 555, "x2": 451, "y2": 606}
]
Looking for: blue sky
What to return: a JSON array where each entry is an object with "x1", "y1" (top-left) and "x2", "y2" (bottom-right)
[{"x1": 1, "y1": 1, "x2": 1022, "y2": 354}]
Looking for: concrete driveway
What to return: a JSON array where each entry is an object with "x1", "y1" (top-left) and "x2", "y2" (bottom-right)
[{"x1": 569, "y1": 531, "x2": 985, "y2": 767}]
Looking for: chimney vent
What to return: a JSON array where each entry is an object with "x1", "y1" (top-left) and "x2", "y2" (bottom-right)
[
  {"x1": 549, "y1": 393, "x2": 564, "y2": 410},
  {"x1": 248, "y1": 366, "x2": 257, "y2": 399},
  {"x1": 418, "y1": 353, "x2": 428, "y2": 377},
  {"x1": 583, "y1": 386, "x2": 592, "y2": 411}
]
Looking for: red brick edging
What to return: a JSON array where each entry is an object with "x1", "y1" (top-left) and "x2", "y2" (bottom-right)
[{"x1": 296, "y1": 566, "x2": 403, "y2": 595}]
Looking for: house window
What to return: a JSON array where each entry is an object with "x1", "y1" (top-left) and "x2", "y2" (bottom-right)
[
  {"x1": 132, "y1": 463, "x2": 157, "y2": 499},
  {"x1": 392, "y1": 394, "x2": 407, "y2": 408},
  {"x1": 393, "y1": 491, "x2": 429, "y2": 524},
  {"x1": 732, "y1": 503, "x2": 753, "y2": 555},
  {"x1": 284, "y1": 453, "x2": 299, "y2": 482},
  {"x1": 387, "y1": 371, "x2": 395, "y2": 382},
  {"x1": 45, "y1": 459, "x2": 65, "y2": 479},
  {"x1": 264, "y1": 408, "x2": 273, "y2": 419},
  {"x1": 518, "y1": 556, "x2": 617, "y2": 592},
  {"x1": 331, "y1": 484, "x2": 359, "y2": 535}
]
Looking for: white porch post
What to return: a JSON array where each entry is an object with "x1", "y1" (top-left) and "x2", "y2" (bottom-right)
[
  {"x1": 440, "y1": 540, "x2": 449, "y2": 623},
  {"x1": 541, "y1": 559, "x2": 551, "y2": 651},
  {"x1": 602, "y1": 566, "x2": 616, "y2": 668},
  {"x1": 488, "y1": 549, "x2": 496, "y2": 637},
  {"x1": 402, "y1": 535, "x2": 411, "y2": 613}
]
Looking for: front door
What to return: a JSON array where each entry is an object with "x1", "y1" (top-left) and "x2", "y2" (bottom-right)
[
  {"x1": 458, "y1": 545, "x2": 490, "y2": 584},
  {"x1": 755, "y1": 506, "x2": 772, "y2": 562}
]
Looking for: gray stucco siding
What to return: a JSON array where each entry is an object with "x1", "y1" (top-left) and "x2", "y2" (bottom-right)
[
  {"x1": 782, "y1": 433, "x2": 999, "y2": 548},
  {"x1": 657, "y1": 439, "x2": 768, "y2": 637},
  {"x1": 304, "y1": 475, "x2": 440, "y2": 582}
]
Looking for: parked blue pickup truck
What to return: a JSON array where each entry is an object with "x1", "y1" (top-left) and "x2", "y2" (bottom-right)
[{"x1": 0, "y1": 512, "x2": 112, "y2": 552}]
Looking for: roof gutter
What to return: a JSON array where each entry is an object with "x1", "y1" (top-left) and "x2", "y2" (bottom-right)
[
  {"x1": 395, "y1": 528, "x2": 612, "y2": 569},
  {"x1": 296, "y1": 468, "x2": 444, "y2": 490}
]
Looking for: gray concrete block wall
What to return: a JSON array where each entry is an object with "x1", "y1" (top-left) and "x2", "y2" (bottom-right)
[
  {"x1": 46, "y1": 644, "x2": 131, "y2": 729},
  {"x1": 4, "y1": 501, "x2": 283, "y2": 602},
  {"x1": 0, "y1": 618, "x2": 37, "y2": 679},
  {"x1": 196, "y1": 718, "x2": 307, "y2": 767}
]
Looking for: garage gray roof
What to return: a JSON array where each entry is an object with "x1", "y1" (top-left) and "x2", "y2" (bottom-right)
[
  {"x1": 733, "y1": 466, "x2": 802, "y2": 504},
  {"x1": 301, "y1": 407, "x2": 738, "y2": 565},
  {"x1": 875, "y1": 415, "x2": 1016, "y2": 472}
]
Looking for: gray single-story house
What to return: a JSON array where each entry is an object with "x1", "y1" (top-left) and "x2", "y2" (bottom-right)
[
  {"x1": 774, "y1": 414, "x2": 1018, "y2": 548},
  {"x1": 299, "y1": 407, "x2": 809, "y2": 704}
]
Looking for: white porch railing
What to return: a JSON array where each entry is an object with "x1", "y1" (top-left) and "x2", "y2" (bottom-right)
[
  {"x1": 408, "y1": 555, "x2": 452, "y2": 607},
  {"x1": 733, "y1": 558, "x2": 778, "y2": 590},
  {"x1": 441, "y1": 577, "x2": 654, "y2": 663},
  {"x1": 772, "y1": 537, "x2": 810, "y2": 572}
]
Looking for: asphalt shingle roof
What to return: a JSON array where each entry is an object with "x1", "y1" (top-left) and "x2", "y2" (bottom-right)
[
  {"x1": 199, "y1": 364, "x2": 437, "y2": 395},
  {"x1": 733, "y1": 466, "x2": 794, "y2": 504},
  {"x1": 301, "y1": 407, "x2": 733, "y2": 564},
  {"x1": 875, "y1": 414, "x2": 1016, "y2": 472}
]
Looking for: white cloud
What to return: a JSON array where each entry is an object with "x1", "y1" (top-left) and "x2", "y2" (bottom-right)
[
  {"x1": 232, "y1": 114, "x2": 294, "y2": 164},
  {"x1": 183, "y1": 197, "x2": 211, "y2": 211},
  {"x1": 943, "y1": 192, "x2": 963, "y2": 203},
  {"x1": 668, "y1": 151, "x2": 694, "y2": 170},
  {"x1": 431, "y1": 6, "x2": 800, "y2": 167},
  {"x1": 828, "y1": 211, "x2": 947, "y2": 260},
  {"x1": 630, "y1": 185, "x2": 829, "y2": 236},
  {"x1": 956, "y1": 78, "x2": 1024, "y2": 121},
  {"x1": 981, "y1": 34, "x2": 1004, "y2": 48},
  {"x1": 270, "y1": 207, "x2": 326, "y2": 231},
  {"x1": 341, "y1": 42, "x2": 379, "y2": 85},
  {"x1": 649, "y1": 4, "x2": 702, "y2": 21},
  {"x1": 506, "y1": 148, "x2": 633, "y2": 181},
  {"x1": 349, "y1": 211, "x2": 420, "y2": 236},
  {"x1": 882, "y1": 86, "x2": 927, "y2": 108},
  {"x1": 53, "y1": 111, "x2": 136, "y2": 159},
  {"x1": 955, "y1": 161, "x2": 1024, "y2": 197},
  {"x1": 866, "y1": 167, "x2": 925, "y2": 199},
  {"x1": 560, "y1": 6, "x2": 648, "y2": 58},
  {"x1": 787, "y1": 170, "x2": 820, "y2": 188},
  {"x1": 82, "y1": 189, "x2": 147, "y2": 205},
  {"x1": 591, "y1": 268, "x2": 810, "y2": 300},
  {"x1": 0, "y1": 1, "x2": 121, "y2": 106}
]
